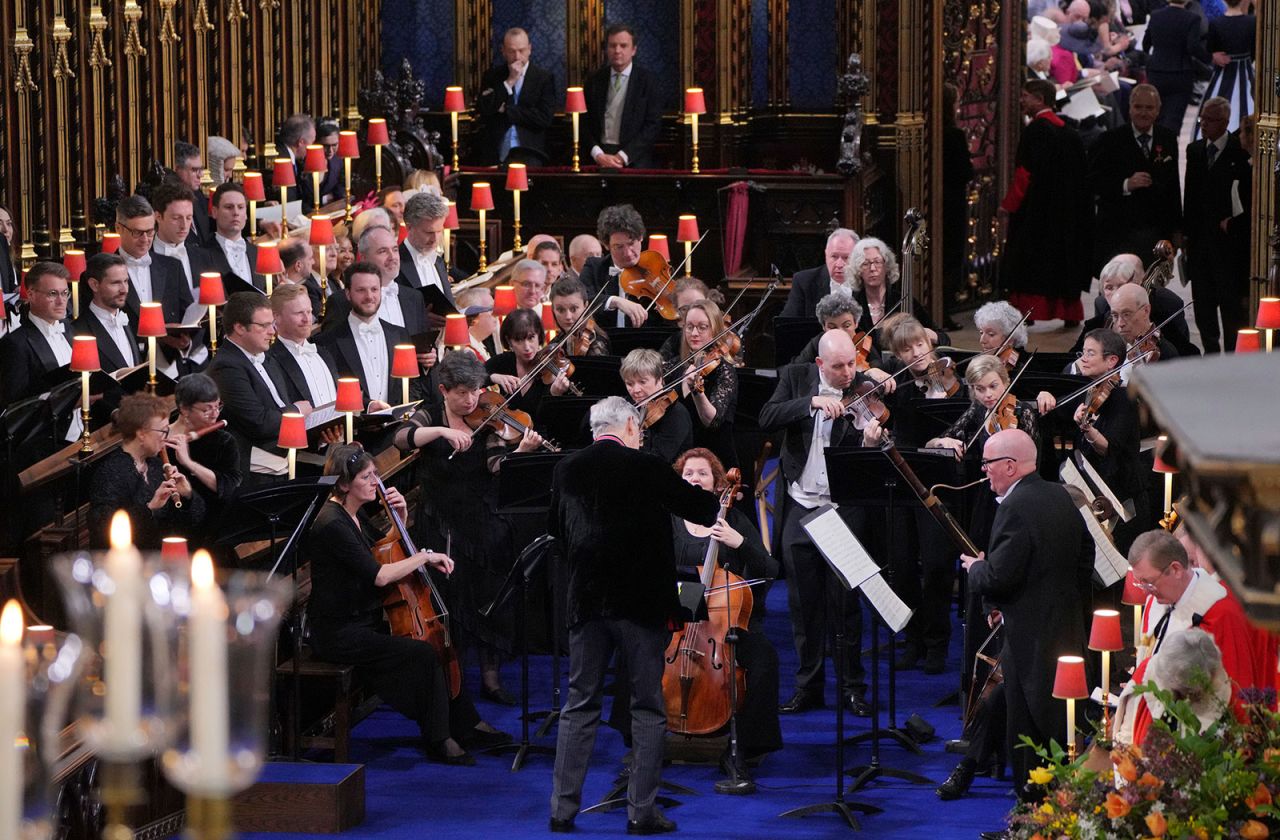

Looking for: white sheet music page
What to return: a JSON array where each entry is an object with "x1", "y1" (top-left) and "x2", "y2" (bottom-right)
[
  {"x1": 800, "y1": 505, "x2": 880, "y2": 591},
  {"x1": 1077, "y1": 504, "x2": 1128, "y2": 587},
  {"x1": 859, "y1": 573, "x2": 914, "y2": 634}
]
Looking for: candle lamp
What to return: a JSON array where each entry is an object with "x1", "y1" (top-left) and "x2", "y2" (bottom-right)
[
  {"x1": 64, "y1": 249, "x2": 86, "y2": 319},
  {"x1": 443, "y1": 200, "x2": 459, "y2": 268},
  {"x1": 684, "y1": 88, "x2": 706, "y2": 174},
  {"x1": 367, "y1": 118, "x2": 389, "y2": 191},
  {"x1": 277, "y1": 413, "x2": 307, "y2": 480},
  {"x1": 505, "y1": 163, "x2": 528, "y2": 252},
  {"x1": 337, "y1": 131, "x2": 360, "y2": 223},
  {"x1": 391, "y1": 344, "x2": 418, "y2": 413},
  {"x1": 70, "y1": 336, "x2": 100, "y2": 454},
  {"x1": 443, "y1": 86, "x2": 466, "y2": 171},
  {"x1": 1052, "y1": 655, "x2": 1089, "y2": 761},
  {"x1": 1236, "y1": 328, "x2": 1261, "y2": 353},
  {"x1": 272, "y1": 159, "x2": 297, "y2": 239},
  {"x1": 255, "y1": 241, "x2": 285, "y2": 296},
  {"x1": 309, "y1": 216, "x2": 336, "y2": 317},
  {"x1": 1256, "y1": 297, "x2": 1280, "y2": 352},
  {"x1": 564, "y1": 87, "x2": 588, "y2": 172},
  {"x1": 303, "y1": 144, "x2": 327, "y2": 210},
  {"x1": 1089, "y1": 609, "x2": 1123, "y2": 738},
  {"x1": 493, "y1": 285, "x2": 517, "y2": 320},
  {"x1": 242, "y1": 172, "x2": 267, "y2": 237},
  {"x1": 471, "y1": 182, "x2": 495, "y2": 272},
  {"x1": 101, "y1": 232, "x2": 122, "y2": 253},
  {"x1": 198, "y1": 272, "x2": 227, "y2": 355},
  {"x1": 335, "y1": 377, "x2": 362, "y2": 443},
  {"x1": 137, "y1": 303, "x2": 167, "y2": 393},
  {"x1": 648, "y1": 234, "x2": 670, "y2": 261},
  {"x1": 1152, "y1": 435, "x2": 1178, "y2": 524},
  {"x1": 676, "y1": 215, "x2": 700, "y2": 277},
  {"x1": 443, "y1": 313, "x2": 469, "y2": 350},
  {"x1": 161, "y1": 537, "x2": 190, "y2": 564},
  {"x1": 542, "y1": 301, "x2": 558, "y2": 339},
  {"x1": 1122, "y1": 569, "x2": 1148, "y2": 658}
]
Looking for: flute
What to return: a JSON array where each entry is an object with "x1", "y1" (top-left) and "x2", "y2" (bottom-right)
[{"x1": 159, "y1": 446, "x2": 183, "y2": 509}]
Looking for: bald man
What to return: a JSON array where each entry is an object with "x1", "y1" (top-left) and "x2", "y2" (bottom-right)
[
  {"x1": 1109, "y1": 284, "x2": 1177, "y2": 368},
  {"x1": 1072, "y1": 254, "x2": 1197, "y2": 357},
  {"x1": 759, "y1": 329, "x2": 885, "y2": 716},
  {"x1": 962, "y1": 429, "x2": 1093, "y2": 800}
]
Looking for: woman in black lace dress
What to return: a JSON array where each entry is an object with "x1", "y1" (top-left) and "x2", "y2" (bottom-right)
[
  {"x1": 485, "y1": 308, "x2": 573, "y2": 422},
  {"x1": 167, "y1": 374, "x2": 242, "y2": 537},
  {"x1": 661, "y1": 299, "x2": 739, "y2": 470}
]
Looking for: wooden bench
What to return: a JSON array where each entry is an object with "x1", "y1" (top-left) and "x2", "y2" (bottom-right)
[{"x1": 276, "y1": 647, "x2": 379, "y2": 763}]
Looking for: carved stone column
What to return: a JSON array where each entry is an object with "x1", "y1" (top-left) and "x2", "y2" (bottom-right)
[
  {"x1": 122, "y1": 0, "x2": 148, "y2": 186},
  {"x1": 87, "y1": 5, "x2": 112, "y2": 235},
  {"x1": 12, "y1": 2, "x2": 41, "y2": 266},
  {"x1": 567, "y1": 0, "x2": 603, "y2": 85},
  {"x1": 157, "y1": 0, "x2": 180, "y2": 167}
]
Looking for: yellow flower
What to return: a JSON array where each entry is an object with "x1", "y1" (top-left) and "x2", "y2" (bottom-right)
[
  {"x1": 1028, "y1": 766, "x2": 1054, "y2": 786},
  {"x1": 1145, "y1": 811, "x2": 1168, "y2": 837},
  {"x1": 1239, "y1": 820, "x2": 1270, "y2": 840}
]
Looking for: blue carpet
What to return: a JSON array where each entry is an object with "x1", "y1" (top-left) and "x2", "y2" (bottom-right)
[{"x1": 244, "y1": 583, "x2": 1017, "y2": 839}]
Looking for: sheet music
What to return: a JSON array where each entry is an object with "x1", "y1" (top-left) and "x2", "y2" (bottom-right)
[
  {"x1": 168, "y1": 301, "x2": 209, "y2": 329},
  {"x1": 1078, "y1": 504, "x2": 1128, "y2": 587},
  {"x1": 305, "y1": 402, "x2": 340, "y2": 430},
  {"x1": 110, "y1": 361, "x2": 149, "y2": 382},
  {"x1": 250, "y1": 446, "x2": 288, "y2": 475},
  {"x1": 859, "y1": 573, "x2": 914, "y2": 634},
  {"x1": 800, "y1": 505, "x2": 880, "y2": 591},
  {"x1": 1076, "y1": 454, "x2": 1133, "y2": 522},
  {"x1": 254, "y1": 200, "x2": 304, "y2": 226},
  {"x1": 1061, "y1": 85, "x2": 1106, "y2": 121},
  {"x1": 1059, "y1": 458, "x2": 1096, "y2": 504}
]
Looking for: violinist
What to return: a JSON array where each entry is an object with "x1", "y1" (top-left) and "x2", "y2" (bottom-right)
[
  {"x1": 883, "y1": 314, "x2": 966, "y2": 404},
  {"x1": 394, "y1": 352, "x2": 544, "y2": 705},
  {"x1": 790, "y1": 294, "x2": 890, "y2": 391},
  {"x1": 656, "y1": 277, "x2": 718, "y2": 359},
  {"x1": 849, "y1": 237, "x2": 939, "y2": 337},
  {"x1": 486, "y1": 308, "x2": 573, "y2": 420},
  {"x1": 927, "y1": 355, "x2": 1042, "y2": 461},
  {"x1": 574, "y1": 203, "x2": 659, "y2": 328},
  {"x1": 306, "y1": 443, "x2": 511, "y2": 765},
  {"x1": 549, "y1": 276, "x2": 610, "y2": 356},
  {"x1": 621, "y1": 349, "x2": 693, "y2": 462},
  {"x1": 663, "y1": 299, "x2": 740, "y2": 470},
  {"x1": 167, "y1": 374, "x2": 242, "y2": 532},
  {"x1": 1070, "y1": 255, "x2": 1198, "y2": 357},
  {"x1": 973, "y1": 301, "x2": 1055, "y2": 413},
  {"x1": 455, "y1": 288, "x2": 499, "y2": 361},
  {"x1": 1109, "y1": 284, "x2": 1179, "y2": 380}
]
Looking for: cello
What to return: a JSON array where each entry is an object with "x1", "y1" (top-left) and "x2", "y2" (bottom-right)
[
  {"x1": 662, "y1": 469, "x2": 752, "y2": 736},
  {"x1": 371, "y1": 477, "x2": 463, "y2": 698}
]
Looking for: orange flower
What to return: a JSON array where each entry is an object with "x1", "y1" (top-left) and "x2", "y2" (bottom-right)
[
  {"x1": 1114, "y1": 753, "x2": 1139, "y2": 782},
  {"x1": 1105, "y1": 792, "x2": 1131, "y2": 819},
  {"x1": 1264, "y1": 748, "x2": 1280, "y2": 766},
  {"x1": 1247, "y1": 782, "x2": 1273, "y2": 813},
  {"x1": 1137, "y1": 772, "x2": 1161, "y2": 788},
  {"x1": 1145, "y1": 811, "x2": 1168, "y2": 837},
  {"x1": 1240, "y1": 820, "x2": 1270, "y2": 840}
]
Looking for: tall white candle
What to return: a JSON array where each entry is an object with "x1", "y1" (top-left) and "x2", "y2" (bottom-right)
[
  {"x1": 80, "y1": 370, "x2": 90, "y2": 416},
  {"x1": 147, "y1": 335, "x2": 157, "y2": 384},
  {"x1": 513, "y1": 190, "x2": 521, "y2": 226},
  {"x1": 104, "y1": 512, "x2": 142, "y2": 753},
  {"x1": 189, "y1": 551, "x2": 230, "y2": 789},
  {"x1": 571, "y1": 112, "x2": 579, "y2": 144},
  {"x1": 1066, "y1": 697, "x2": 1076, "y2": 756},
  {"x1": 0, "y1": 601, "x2": 25, "y2": 840},
  {"x1": 692, "y1": 113, "x2": 699, "y2": 147}
]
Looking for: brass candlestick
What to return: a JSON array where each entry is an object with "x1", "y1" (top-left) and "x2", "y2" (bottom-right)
[
  {"x1": 185, "y1": 795, "x2": 233, "y2": 840},
  {"x1": 101, "y1": 761, "x2": 144, "y2": 840},
  {"x1": 571, "y1": 113, "x2": 581, "y2": 172},
  {"x1": 478, "y1": 209, "x2": 488, "y2": 272}
]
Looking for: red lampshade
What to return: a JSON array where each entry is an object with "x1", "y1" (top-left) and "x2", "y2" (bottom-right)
[
  {"x1": 1052, "y1": 655, "x2": 1088, "y2": 699},
  {"x1": 471, "y1": 182, "x2": 495, "y2": 212},
  {"x1": 565, "y1": 86, "x2": 587, "y2": 113},
  {"x1": 160, "y1": 537, "x2": 190, "y2": 564},
  {"x1": 443, "y1": 313, "x2": 469, "y2": 347},
  {"x1": 1121, "y1": 569, "x2": 1147, "y2": 606},
  {"x1": 444, "y1": 200, "x2": 459, "y2": 230},
  {"x1": 366, "y1": 118, "x2": 390, "y2": 146},
  {"x1": 1237, "y1": 329, "x2": 1262, "y2": 352},
  {"x1": 677, "y1": 215, "x2": 700, "y2": 242},
  {"x1": 272, "y1": 158, "x2": 296, "y2": 188},
  {"x1": 1089, "y1": 609, "x2": 1124, "y2": 652},
  {"x1": 309, "y1": 216, "x2": 336, "y2": 246},
  {"x1": 137, "y1": 302, "x2": 167, "y2": 338},
  {"x1": 391, "y1": 344, "x2": 418, "y2": 379},
  {"x1": 18, "y1": 271, "x2": 27, "y2": 301},
  {"x1": 337, "y1": 130, "x2": 360, "y2": 158},
  {"x1": 1256, "y1": 298, "x2": 1280, "y2": 330},
  {"x1": 505, "y1": 163, "x2": 529, "y2": 191},
  {"x1": 70, "y1": 335, "x2": 101, "y2": 372},
  {"x1": 542, "y1": 301, "x2": 558, "y2": 332},
  {"x1": 242, "y1": 171, "x2": 267, "y2": 202},
  {"x1": 493, "y1": 285, "x2": 517, "y2": 316},
  {"x1": 443, "y1": 86, "x2": 466, "y2": 112},
  {"x1": 198, "y1": 272, "x2": 227, "y2": 306},
  {"x1": 255, "y1": 242, "x2": 285, "y2": 275},
  {"x1": 684, "y1": 87, "x2": 706, "y2": 114},
  {"x1": 277, "y1": 412, "x2": 308, "y2": 449},
  {"x1": 100, "y1": 232, "x2": 122, "y2": 254},
  {"x1": 1152, "y1": 435, "x2": 1177, "y2": 474},
  {"x1": 648, "y1": 234, "x2": 670, "y2": 261},
  {"x1": 335, "y1": 377, "x2": 363, "y2": 412},
  {"x1": 397, "y1": 222, "x2": 408, "y2": 244},
  {"x1": 304, "y1": 145, "x2": 327, "y2": 174},
  {"x1": 63, "y1": 249, "x2": 87, "y2": 281}
]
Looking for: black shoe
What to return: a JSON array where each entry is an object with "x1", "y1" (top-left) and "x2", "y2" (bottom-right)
[
  {"x1": 425, "y1": 740, "x2": 477, "y2": 766},
  {"x1": 990, "y1": 757, "x2": 1006, "y2": 781},
  {"x1": 627, "y1": 811, "x2": 677, "y2": 835},
  {"x1": 923, "y1": 647, "x2": 947, "y2": 675},
  {"x1": 718, "y1": 747, "x2": 753, "y2": 782},
  {"x1": 778, "y1": 689, "x2": 824, "y2": 714},
  {"x1": 461, "y1": 727, "x2": 513, "y2": 750},
  {"x1": 549, "y1": 817, "x2": 575, "y2": 833},
  {"x1": 894, "y1": 642, "x2": 925, "y2": 670},
  {"x1": 936, "y1": 761, "x2": 975, "y2": 800},
  {"x1": 845, "y1": 693, "x2": 872, "y2": 717},
  {"x1": 481, "y1": 685, "x2": 518, "y2": 706}
]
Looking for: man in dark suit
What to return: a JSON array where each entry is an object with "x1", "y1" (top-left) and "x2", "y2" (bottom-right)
[
  {"x1": 173, "y1": 141, "x2": 214, "y2": 246},
  {"x1": 315, "y1": 119, "x2": 346, "y2": 205},
  {"x1": 758, "y1": 330, "x2": 881, "y2": 717},
  {"x1": 548, "y1": 396, "x2": 718, "y2": 835},
  {"x1": 475, "y1": 28, "x2": 557, "y2": 166},
  {"x1": 152, "y1": 181, "x2": 221, "y2": 301},
  {"x1": 1088, "y1": 84, "x2": 1182, "y2": 275},
  {"x1": 278, "y1": 113, "x2": 318, "y2": 214},
  {"x1": 0, "y1": 262, "x2": 74, "y2": 404},
  {"x1": 398, "y1": 192, "x2": 456, "y2": 327},
  {"x1": 779, "y1": 228, "x2": 859, "y2": 319},
  {"x1": 115, "y1": 194, "x2": 194, "y2": 326},
  {"x1": 1142, "y1": 0, "x2": 1208, "y2": 132},
  {"x1": 582, "y1": 24, "x2": 664, "y2": 170},
  {"x1": 574, "y1": 204, "x2": 659, "y2": 328},
  {"x1": 1184, "y1": 98, "x2": 1251, "y2": 352},
  {"x1": 204, "y1": 182, "x2": 264, "y2": 293},
  {"x1": 278, "y1": 237, "x2": 323, "y2": 318},
  {"x1": 1074, "y1": 254, "x2": 1199, "y2": 356},
  {"x1": 963, "y1": 429, "x2": 1093, "y2": 800},
  {"x1": 72, "y1": 253, "x2": 141, "y2": 427}
]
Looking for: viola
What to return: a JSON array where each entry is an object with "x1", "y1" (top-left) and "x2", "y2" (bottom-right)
[
  {"x1": 916, "y1": 355, "x2": 960, "y2": 397},
  {"x1": 619, "y1": 250, "x2": 680, "y2": 320},
  {"x1": 996, "y1": 345, "x2": 1020, "y2": 371},
  {"x1": 662, "y1": 469, "x2": 751, "y2": 736},
  {"x1": 641, "y1": 389, "x2": 678, "y2": 430},
  {"x1": 1078, "y1": 376, "x2": 1117, "y2": 429},
  {"x1": 570, "y1": 318, "x2": 601, "y2": 356},
  {"x1": 1128, "y1": 332, "x2": 1161, "y2": 365},
  {"x1": 462, "y1": 390, "x2": 561, "y2": 452},
  {"x1": 984, "y1": 392, "x2": 1020, "y2": 436},
  {"x1": 371, "y1": 477, "x2": 462, "y2": 699},
  {"x1": 841, "y1": 380, "x2": 891, "y2": 430},
  {"x1": 534, "y1": 345, "x2": 584, "y2": 396}
]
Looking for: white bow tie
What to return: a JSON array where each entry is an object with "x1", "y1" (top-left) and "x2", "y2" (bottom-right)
[
  {"x1": 382, "y1": 283, "x2": 399, "y2": 298},
  {"x1": 358, "y1": 322, "x2": 381, "y2": 337},
  {"x1": 105, "y1": 310, "x2": 129, "y2": 328},
  {"x1": 608, "y1": 266, "x2": 622, "y2": 277},
  {"x1": 125, "y1": 254, "x2": 152, "y2": 268},
  {"x1": 819, "y1": 384, "x2": 842, "y2": 398},
  {"x1": 46, "y1": 321, "x2": 66, "y2": 336},
  {"x1": 158, "y1": 241, "x2": 186, "y2": 256},
  {"x1": 297, "y1": 341, "x2": 318, "y2": 356},
  {"x1": 224, "y1": 239, "x2": 246, "y2": 254},
  {"x1": 248, "y1": 352, "x2": 267, "y2": 365}
]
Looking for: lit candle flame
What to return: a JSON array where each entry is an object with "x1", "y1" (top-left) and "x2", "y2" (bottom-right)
[
  {"x1": 109, "y1": 510, "x2": 132, "y2": 550},
  {"x1": 0, "y1": 600, "x2": 23, "y2": 645},
  {"x1": 191, "y1": 550, "x2": 215, "y2": 592}
]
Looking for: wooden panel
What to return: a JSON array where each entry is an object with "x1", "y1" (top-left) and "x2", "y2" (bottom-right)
[{"x1": 233, "y1": 763, "x2": 366, "y2": 834}]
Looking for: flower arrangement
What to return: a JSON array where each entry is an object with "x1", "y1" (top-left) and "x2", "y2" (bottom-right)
[{"x1": 1005, "y1": 686, "x2": 1279, "y2": 839}]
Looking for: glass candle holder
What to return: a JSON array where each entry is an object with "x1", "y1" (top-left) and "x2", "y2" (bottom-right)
[{"x1": 15, "y1": 625, "x2": 84, "y2": 840}]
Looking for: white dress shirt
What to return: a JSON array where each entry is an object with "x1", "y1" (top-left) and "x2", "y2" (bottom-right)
[
  {"x1": 376, "y1": 281, "x2": 406, "y2": 328},
  {"x1": 349, "y1": 313, "x2": 388, "y2": 402},
  {"x1": 89, "y1": 302, "x2": 137, "y2": 366},
  {"x1": 788, "y1": 372, "x2": 843, "y2": 509},
  {"x1": 30, "y1": 315, "x2": 72, "y2": 366},
  {"x1": 403, "y1": 240, "x2": 443, "y2": 291},
  {"x1": 281, "y1": 337, "x2": 337, "y2": 404},
  {"x1": 232, "y1": 340, "x2": 285, "y2": 407},
  {"x1": 216, "y1": 233, "x2": 252, "y2": 283},
  {"x1": 123, "y1": 252, "x2": 155, "y2": 303},
  {"x1": 153, "y1": 238, "x2": 194, "y2": 296}
]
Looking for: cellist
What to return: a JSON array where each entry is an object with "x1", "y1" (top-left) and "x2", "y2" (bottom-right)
[{"x1": 305, "y1": 442, "x2": 511, "y2": 765}]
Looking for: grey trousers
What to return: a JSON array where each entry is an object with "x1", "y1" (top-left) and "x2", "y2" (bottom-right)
[{"x1": 550, "y1": 617, "x2": 669, "y2": 823}]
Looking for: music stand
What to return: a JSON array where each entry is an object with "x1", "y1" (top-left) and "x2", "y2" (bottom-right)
[
  {"x1": 772, "y1": 316, "x2": 821, "y2": 368},
  {"x1": 1024, "y1": 351, "x2": 1079, "y2": 374},
  {"x1": 733, "y1": 367, "x2": 780, "y2": 534},
  {"x1": 893, "y1": 397, "x2": 969, "y2": 449},
  {"x1": 481, "y1": 534, "x2": 558, "y2": 771},
  {"x1": 607, "y1": 325, "x2": 678, "y2": 357},
  {"x1": 562, "y1": 355, "x2": 626, "y2": 397},
  {"x1": 536, "y1": 397, "x2": 596, "y2": 451}
]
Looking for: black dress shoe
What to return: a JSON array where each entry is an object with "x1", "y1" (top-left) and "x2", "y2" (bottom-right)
[
  {"x1": 894, "y1": 642, "x2": 925, "y2": 670},
  {"x1": 481, "y1": 685, "x2": 518, "y2": 706},
  {"x1": 549, "y1": 816, "x2": 575, "y2": 833},
  {"x1": 923, "y1": 647, "x2": 947, "y2": 675},
  {"x1": 845, "y1": 694, "x2": 872, "y2": 717},
  {"x1": 778, "y1": 689, "x2": 824, "y2": 714},
  {"x1": 627, "y1": 811, "x2": 677, "y2": 835},
  {"x1": 718, "y1": 747, "x2": 753, "y2": 782},
  {"x1": 461, "y1": 727, "x2": 513, "y2": 750},
  {"x1": 936, "y1": 761, "x2": 975, "y2": 800},
  {"x1": 424, "y1": 741, "x2": 477, "y2": 766}
]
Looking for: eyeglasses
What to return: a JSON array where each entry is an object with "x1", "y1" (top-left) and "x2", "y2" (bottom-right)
[
  {"x1": 861, "y1": 258, "x2": 885, "y2": 267},
  {"x1": 249, "y1": 320, "x2": 276, "y2": 331},
  {"x1": 1133, "y1": 564, "x2": 1176, "y2": 591},
  {"x1": 33, "y1": 289, "x2": 72, "y2": 301},
  {"x1": 1111, "y1": 308, "x2": 1145, "y2": 321},
  {"x1": 145, "y1": 425, "x2": 171, "y2": 438},
  {"x1": 979, "y1": 456, "x2": 1015, "y2": 470},
  {"x1": 684, "y1": 322, "x2": 712, "y2": 333},
  {"x1": 118, "y1": 223, "x2": 156, "y2": 239},
  {"x1": 191, "y1": 401, "x2": 222, "y2": 415}
]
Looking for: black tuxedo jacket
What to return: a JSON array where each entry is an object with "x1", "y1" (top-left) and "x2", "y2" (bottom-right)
[
  {"x1": 582, "y1": 64, "x2": 664, "y2": 169},
  {"x1": 0, "y1": 319, "x2": 71, "y2": 403},
  {"x1": 396, "y1": 244, "x2": 457, "y2": 315},
  {"x1": 549, "y1": 438, "x2": 719, "y2": 627},
  {"x1": 321, "y1": 287, "x2": 429, "y2": 337},
  {"x1": 475, "y1": 63, "x2": 557, "y2": 164},
  {"x1": 313, "y1": 317, "x2": 424, "y2": 405},
  {"x1": 71, "y1": 308, "x2": 139, "y2": 372},
  {"x1": 574, "y1": 254, "x2": 651, "y2": 327},
  {"x1": 202, "y1": 238, "x2": 266, "y2": 292},
  {"x1": 1089, "y1": 124, "x2": 1182, "y2": 263},
  {"x1": 0, "y1": 235, "x2": 18, "y2": 297},
  {"x1": 1142, "y1": 5, "x2": 1209, "y2": 74},
  {"x1": 154, "y1": 241, "x2": 222, "y2": 296},
  {"x1": 207, "y1": 342, "x2": 303, "y2": 450},
  {"x1": 123, "y1": 252, "x2": 195, "y2": 326},
  {"x1": 189, "y1": 192, "x2": 214, "y2": 246},
  {"x1": 779, "y1": 265, "x2": 833, "y2": 319},
  {"x1": 266, "y1": 338, "x2": 339, "y2": 405},
  {"x1": 1183, "y1": 133, "x2": 1250, "y2": 260},
  {"x1": 758, "y1": 363, "x2": 863, "y2": 483}
]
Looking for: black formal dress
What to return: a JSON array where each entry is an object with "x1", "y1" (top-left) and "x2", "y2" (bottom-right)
[
  {"x1": 640, "y1": 399, "x2": 693, "y2": 464},
  {"x1": 1143, "y1": 4, "x2": 1210, "y2": 131},
  {"x1": 1196, "y1": 13, "x2": 1255, "y2": 136},
  {"x1": 475, "y1": 63, "x2": 558, "y2": 165},
  {"x1": 87, "y1": 449, "x2": 208, "y2": 549},
  {"x1": 305, "y1": 500, "x2": 482, "y2": 745},
  {"x1": 184, "y1": 427, "x2": 243, "y2": 538},
  {"x1": 582, "y1": 64, "x2": 664, "y2": 169},
  {"x1": 660, "y1": 346, "x2": 739, "y2": 470},
  {"x1": 1183, "y1": 132, "x2": 1251, "y2": 352},
  {"x1": 854, "y1": 282, "x2": 938, "y2": 339},
  {"x1": 966, "y1": 473, "x2": 1094, "y2": 800},
  {"x1": 1069, "y1": 384, "x2": 1149, "y2": 551},
  {"x1": 1089, "y1": 124, "x2": 1182, "y2": 273}
]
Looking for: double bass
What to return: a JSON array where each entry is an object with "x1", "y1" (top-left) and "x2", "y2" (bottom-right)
[
  {"x1": 662, "y1": 469, "x2": 752, "y2": 736},
  {"x1": 371, "y1": 477, "x2": 462, "y2": 698}
]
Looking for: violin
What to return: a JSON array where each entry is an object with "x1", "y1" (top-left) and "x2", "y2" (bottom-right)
[
  {"x1": 534, "y1": 345, "x2": 584, "y2": 396},
  {"x1": 917, "y1": 355, "x2": 960, "y2": 397},
  {"x1": 1128, "y1": 332, "x2": 1161, "y2": 365},
  {"x1": 618, "y1": 250, "x2": 679, "y2": 320},
  {"x1": 686, "y1": 337, "x2": 736, "y2": 394},
  {"x1": 996, "y1": 345, "x2": 1020, "y2": 371},
  {"x1": 462, "y1": 390, "x2": 561, "y2": 452},
  {"x1": 841, "y1": 380, "x2": 891, "y2": 430},
  {"x1": 662, "y1": 468, "x2": 751, "y2": 736},
  {"x1": 570, "y1": 318, "x2": 601, "y2": 356},
  {"x1": 984, "y1": 392, "x2": 1020, "y2": 436},
  {"x1": 371, "y1": 476, "x2": 462, "y2": 699},
  {"x1": 1078, "y1": 376, "x2": 1117, "y2": 429},
  {"x1": 641, "y1": 389, "x2": 678, "y2": 430}
]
